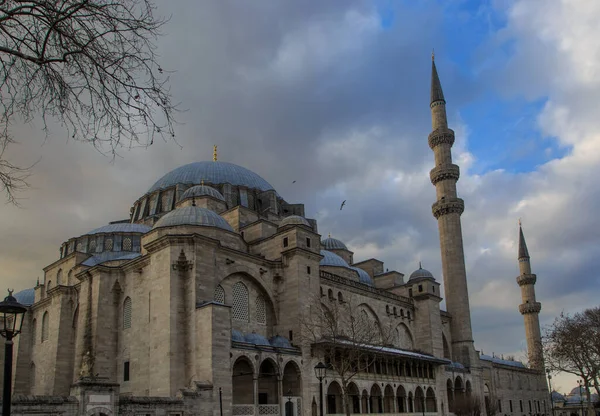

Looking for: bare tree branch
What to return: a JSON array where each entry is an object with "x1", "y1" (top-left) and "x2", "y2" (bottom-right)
[{"x1": 0, "y1": 0, "x2": 178, "y2": 203}]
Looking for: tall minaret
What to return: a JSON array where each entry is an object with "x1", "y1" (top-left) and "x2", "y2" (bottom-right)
[
  {"x1": 428, "y1": 54, "x2": 476, "y2": 367},
  {"x1": 516, "y1": 221, "x2": 544, "y2": 370}
]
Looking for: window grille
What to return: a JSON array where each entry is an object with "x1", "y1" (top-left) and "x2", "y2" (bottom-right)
[
  {"x1": 105, "y1": 238, "x2": 114, "y2": 251},
  {"x1": 76, "y1": 242, "x2": 83, "y2": 252},
  {"x1": 214, "y1": 285, "x2": 225, "y2": 304},
  {"x1": 123, "y1": 297, "x2": 132, "y2": 329},
  {"x1": 41, "y1": 312, "x2": 49, "y2": 342},
  {"x1": 123, "y1": 237, "x2": 132, "y2": 251},
  {"x1": 232, "y1": 282, "x2": 249, "y2": 321},
  {"x1": 89, "y1": 240, "x2": 97, "y2": 252},
  {"x1": 255, "y1": 295, "x2": 266, "y2": 324}
]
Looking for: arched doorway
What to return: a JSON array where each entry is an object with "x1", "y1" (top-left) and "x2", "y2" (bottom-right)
[
  {"x1": 326, "y1": 381, "x2": 343, "y2": 414},
  {"x1": 232, "y1": 357, "x2": 254, "y2": 405},
  {"x1": 397, "y1": 385, "x2": 407, "y2": 413},
  {"x1": 347, "y1": 383, "x2": 360, "y2": 414},
  {"x1": 484, "y1": 384, "x2": 491, "y2": 415},
  {"x1": 282, "y1": 361, "x2": 302, "y2": 396},
  {"x1": 426, "y1": 387, "x2": 437, "y2": 412},
  {"x1": 466, "y1": 380, "x2": 472, "y2": 397},
  {"x1": 384, "y1": 385, "x2": 395, "y2": 413},
  {"x1": 258, "y1": 359, "x2": 279, "y2": 405},
  {"x1": 454, "y1": 376, "x2": 464, "y2": 402},
  {"x1": 447, "y1": 379, "x2": 454, "y2": 413},
  {"x1": 361, "y1": 390, "x2": 369, "y2": 414},
  {"x1": 414, "y1": 387, "x2": 425, "y2": 413},
  {"x1": 370, "y1": 384, "x2": 383, "y2": 414}
]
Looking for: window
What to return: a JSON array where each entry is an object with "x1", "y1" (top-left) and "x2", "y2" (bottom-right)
[
  {"x1": 498, "y1": 400, "x2": 502, "y2": 412},
  {"x1": 306, "y1": 237, "x2": 311, "y2": 248},
  {"x1": 519, "y1": 400, "x2": 523, "y2": 412},
  {"x1": 432, "y1": 286, "x2": 435, "y2": 293},
  {"x1": 289, "y1": 330, "x2": 293, "y2": 341},
  {"x1": 31, "y1": 319, "x2": 37, "y2": 344},
  {"x1": 328, "y1": 289, "x2": 334, "y2": 300},
  {"x1": 337, "y1": 292, "x2": 343, "y2": 303},
  {"x1": 123, "y1": 297, "x2": 132, "y2": 329},
  {"x1": 105, "y1": 238, "x2": 114, "y2": 251},
  {"x1": 386, "y1": 305, "x2": 390, "y2": 314},
  {"x1": 122, "y1": 237, "x2": 132, "y2": 251},
  {"x1": 528, "y1": 401, "x2": 532, "y2": 412},
  {"x1": 409, "y1": 288, "x2": 413, "y2": 297},
  {"x1": 56, "y1": 269, "x2": 63, "y2": 286},
  {"x1": 41, "y1": 312, "x2": 49, "y2": 342},
  {"x1": 124, "y1": 361, "x2": 130, "y2": 381},
  {"x1": 46, "y1": 280, "x2": 52, "y2": 291},
  {"x1": 509, "y1": 400, "x2": 513, "y2": 412},
  {"x1": 307, "y1": 266, "x2": 311, "y2": 274},
  {"x1": 393, "y1": 307, "x2": 397, "y2": 316},
  {"x1": 283, "y1": 237, "x2": 289, "y2": 248},
  {"x1": 418, "y1": 284, "x2": 423, "y2": 292},
  {"x1": 232, "y1": 282, "x2": 249, "y2": 321},
  {"x1": 255, "y1": 295, "x2": 266, "y2": 324},
  {"x1": 214, "y1": 285, "x2": 225, "y2": 304},
  {"x1": 407, "y1": 311, "x2": 411, "y2": 320},
  {"x1": 89, "y1": 239, "x2": 97, "y2": 252},
  {"x1": 400, "y1": 309, "x2": 404, "y2": 317}
]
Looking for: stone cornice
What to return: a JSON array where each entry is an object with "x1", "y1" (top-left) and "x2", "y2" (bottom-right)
[
  {"x1": 516, "y1": 273, "x2": 537, "y2": 286},
  {"x1": 430, "y1": 164, "x2": 460, "y2": 185},
  {"x1": 428, "y1": 128, "x2": 455, "y2": 149},
  {"x1": 519, "y1": 302, "x2": 542, "y2": 315},
  {"x1": 432, "y1": 197, "x2": 464, "y2": 219}
]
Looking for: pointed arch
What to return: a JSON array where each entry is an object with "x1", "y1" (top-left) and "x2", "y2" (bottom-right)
[
  {"x1": 426, "y1": 387, "x2": 437, "y2": 412},
  {"x1": 396, "y1": 323, "x2": 414, "y2": 350},
  {"x1": 282, "y1": 361, "x2": 302, "y2": 396},
  {"x1": 123, "y1": 297, "x2": 132, "y2": 329},
  {"x1": 384, "y1": 385, "x2": 395, "y2": 413},
  {"x1": 327, "y1": 381, "x2": 343, "y2": 415},
  {"x1": 214, "y1": 284, "x2": 225, "y2": 304},
  {"x1": 447, "y1": 379, "x2": 455, "y2": 413},
  {"x1": 29, "y1": 362, "x2": 36, "y2": 394},
  {"x1": 414, "y1": 387, "x2": 425, "y2": 413},
  {"x1": 56, "y1": 269, "x2": 63, "y2": 285},
  {"x1": 259, "y1": 358, "x2": 279, "y2": 404},
  {"x1": 347, "y1": 382, "x2": 360, "y2": 414},
  {"x1": 442, "y1": 332, "x2": 451, "y2": 359},
  {"x1": 232, "y1": 281, "x2": 249, "y2": 321},
  {"x1": 397, "y1": 385, "x2": 407, "y2": 413},
  {"x1": 232, "y1": 356, "x2": 254, "y2": 405},
  {"x1": 41, "y1": 311, "x2": 49, "y2": 342},
  {"x1": 370, "y1": 384, "x2": 383, "y2": 414}
]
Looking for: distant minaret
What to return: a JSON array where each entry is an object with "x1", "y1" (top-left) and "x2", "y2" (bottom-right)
[
  {"x1": 428, "y1": 54, "x2": 476, "y2": 366},
  {"x1": 516, "y1": 221, "x2": 544, "y2": 370}
]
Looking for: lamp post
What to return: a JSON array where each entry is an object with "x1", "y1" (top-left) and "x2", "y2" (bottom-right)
[
  {"x1": 421, "y1": 395, "x2": 426, "y2": 416},
  {"x1": 578, "y1": 380, "x2": 584, "y2": 416},
  {"x1": 0, "y1": 289, "x2": 27, "y2": 416},
  {"x1": 314, "y1": 362, "x2": 327, "y2": 416},
  {"x1": 547, "y1": 370, "x2": 555, "y2": 416}
]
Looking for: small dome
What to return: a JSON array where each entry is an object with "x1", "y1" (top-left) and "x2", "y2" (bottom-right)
[
  {"x1": 320, "y1": 250, "x2": 350, "y2": 268},
  {"x1": 350, "y1": 266, "x2": 374, "y2": 286},
  {"x1": 154, "y1": 206, "x2": 234, "y2": 232},
  {"x1": 13, "y1": 288, "x2": 35, "y2": 306},
  {"x1": 279, "y1": 215, "x2": 310, "y2": 227},
  {"x1": 244, "y1": 332, "x2": 270, "y2": 346},
  {"x1": 86, "y1": 223, "x2": 151, "y2": 235},
  {"x1": 232, "y1": 329, "x2": 244, "y2": 342},
  {"x1": 269, "y1": 335, "x2": 292, "y2": 348},
  {"x1": 409, "y1": 265, "x2": 435, "y2": 281},
  {"x1": 181, "y1": 185, "x2": 225, "y2": 202},
  {"x1": 322, "y1": 237, "x2": 348, "y2": 250},
  {"x1": 551, "y1": 391, "x2": 565, "y2": 401}
]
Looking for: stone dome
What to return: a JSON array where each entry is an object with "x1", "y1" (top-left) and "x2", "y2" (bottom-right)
[
  {"x1": 409, "y1": 265, "x2": 435, "y2": 281},
  {"x1": 153, "y1": 206, "x2": 234, "y2": 232},
  {"x1": 350, "y1": 266, "x2": 374, "y2": 286},
  {"x1": 320, "y1": 250, "x2": 350, "y2": 268},
  {"x1": 148, "y1": 161, "x2": 276, "y2": 194},
  {"x1": 181, "y1": 185, "x2": 225, "y2": 202},
  {"x1": 86, "y1": 223, "x2": 151, "y2": 235},
  {"x1": 279, "y1": 215, "x2": 310, "y2": 227},
  {"x1": 322, "y1": 237, "x2": 348, "y2": 250}
]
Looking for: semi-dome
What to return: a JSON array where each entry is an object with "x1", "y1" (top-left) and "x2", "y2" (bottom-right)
[
  {"x1": 350, "y1": 266, "x2": 374, "y2": 286},
  {"x1": 279, "y1": 215, "x2": 310, "y2": 228},
  {"x1": 244, "y1": 332, "x2": 270, "y2": 346},
  {"x1": 13, "y1": 288, "x2": 35, "y2": 306},
  {"x1": 322, "y1": 237, "x2": 348, "y2": 250},
  {"x1": 148, "y1": 161, "x2": 276, "y2": 194},
  {"x1": 86, "y1": 223, "x2": 151, "y2": 235},
  {"x1": 409, "y1": 265, "x2": 435, "y2": 281},
  {"x1": 320, "y1": 250, "x2": 350, "y2": 268},
  {"x1": 153, "y1": 206, "x2": 234, "y2": 232},
  {"x1": 181, "y1": 185, "x2": 225, "y2": 202}
]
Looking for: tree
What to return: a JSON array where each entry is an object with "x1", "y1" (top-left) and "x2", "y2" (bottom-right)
[
  {"x1": 301, "y1": 293, "x2": 396, "y2": 416},
  {"x1": 0, "y1": 0, "x2": 176, "y2": 203},
  {"x1": 543, "y1": 307, "x2": 600, "y2": 414}
]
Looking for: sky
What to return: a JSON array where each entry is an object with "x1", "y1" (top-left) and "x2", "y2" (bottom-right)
[{"x1": 1, "y1": 0, "x2": 599, "y2": 395}]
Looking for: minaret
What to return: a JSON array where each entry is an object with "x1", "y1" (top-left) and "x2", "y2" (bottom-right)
[
  {"x1": 428, "y1": 54, "x2": 476, "y2": 367},
  {"x1": 516, "y1": 221, "x2": 544, "y2": 370}
]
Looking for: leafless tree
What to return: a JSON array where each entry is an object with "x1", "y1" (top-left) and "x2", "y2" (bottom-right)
[
  {"x1": 453, "y1": 395, "x2": 483, "y2": 416},
  {"x1": 543, "y1": 307, "x2": 600, "y2": 415},
  {"x1": 0, "y1": 0, "x2": 177, "y2": 203},
  {"x1": 301, "y1": 292, "x2": 397, "y2": 416}
]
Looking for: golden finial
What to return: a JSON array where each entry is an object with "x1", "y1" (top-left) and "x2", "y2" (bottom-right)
[
  {"x1": 432, "y1": 49, "x2": 435, "y2": 61},
  {"x1": 518, "y1": 218, "x2": 522, "y2": 227},
  {"x1": 213, "y1": 145, "x2": 218, "y2": 161},
  {"x1": 201, "y1": 179, "x2": 204, "y2": 186}
]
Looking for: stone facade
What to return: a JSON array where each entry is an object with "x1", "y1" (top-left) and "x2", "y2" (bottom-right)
[{"x1": 1, "y1": 60, "x2": 549, "y2": 416}]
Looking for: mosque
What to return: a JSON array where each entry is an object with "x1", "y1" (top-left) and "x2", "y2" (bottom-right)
[{"x1": 1, "y1": 59, "x2": 550, "y2": 416}]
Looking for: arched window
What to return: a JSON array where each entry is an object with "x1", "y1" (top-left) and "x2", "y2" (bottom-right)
[
  {"x1": 255, "y1": 295, "x2": 266, "y2": 324},
  {"x1": 328, "y1": 289, "x2": 334, "y2": 300},
  {"x1": 29, "y1": 363, "x2": 36, "y2": 393},
  {"x1": 122, "y1": 237, "x2": 132, "y2": 251},
  {"x1": 337, "y1": 292, "x2": 343, "y2": 303},
  {"x1": 46, "y1": 280, "x2": 52, "y2": 292},
  {"x1": 56, "y1": 269, "x2": 63, "y2": 286},
  {"x1": 393, "y1": 307, "x2": 397, "y2": 316},
  {"x1": 31, "y1": 319, "x2": 37, "y2": 344},
  {"x1": 214, "y1": 285, "x2": 225, "y2": 304},
  {"x1": 89, "y1": 239, "x2": 97, "y2": 253},
  {"x1": 123, "y1": 297, "x2": 132, "y2": 329},
  {"x1": 41, "y1": 311, "x2": 49, "y2": 342},
  {"x1": 232, "y1": 282, "x2": 249, "y2": 321},
  {"x1": 105, "y1": 238, "x2": 114, "y2": 251}
]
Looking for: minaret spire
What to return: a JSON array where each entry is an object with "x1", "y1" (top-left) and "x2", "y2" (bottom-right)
[
  {"x1": 428, "y1": 56, "x2": 476, "y2": 368},
  {"x1": 516, "y1": 221, "x2": 544, "y2": 370}
]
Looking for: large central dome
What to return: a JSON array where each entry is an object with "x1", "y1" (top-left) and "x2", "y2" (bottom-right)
[{"x1": 147, "y1": 161, "x2": 276, "y2": 194}]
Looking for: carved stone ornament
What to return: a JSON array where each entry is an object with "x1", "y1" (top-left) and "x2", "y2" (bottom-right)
[
  {"x1": 516, "y1": 273, "x2": 537, "y2": 286},
  {"x1": 432, "y1": 197, "x2": 464, "y2": 219},
  {"x1": 519, "y1": 302, "x2": 542, "y2": 315},
  {"x1": 428, "y1": 128, "x2": 455, "y2": 149},
  {"x1": 430, "y1": 164, "x2": 460, "y2": 185}
]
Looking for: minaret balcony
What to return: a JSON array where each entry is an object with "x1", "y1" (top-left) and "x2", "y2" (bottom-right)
[
  {"x1": 428, "y1": 128, "x2": 455, "y2": 149},
  {"x1": 516, "y1": 273, "x2": 537, "y2": 286},
  {"x1": 432, "y1": 197, "x2": 464, "y2": 219},
  {"x1": 430, "y1": 164, "x2": 460, "y2": 185},
  {"x1": 519, "y1": 301, "x2": 542, "y2": 315}
]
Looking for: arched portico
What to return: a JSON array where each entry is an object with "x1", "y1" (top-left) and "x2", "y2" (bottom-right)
[
  {"x1": 415, "y1": 387, "x2": 425, "y2": 413},
  {"x1": 370, "y1": 384, "x2": 383, "y2": 414},
  {"x1": 347, "y1": 382, "x2": 360, "y2": 414},
  {"x1": 258, "y1": 359, "x2": 279, "y2": 405},
  {"x1": 426, "y1": 387, "x2": 437, "y2": 412},
  {"x1": 326, "y1": 381, "x2": 343, "y2": 414},
  {"x1": 383, "y1": 385, "x2": 395, "y2": 413},
  {"x1": 397, "y1": 385, "x2": 407, "y2": 413}
]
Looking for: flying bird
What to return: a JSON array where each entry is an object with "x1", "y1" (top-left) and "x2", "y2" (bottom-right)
[
  {"x1": 340, "y1": 200, "x2": 346, "y2": 211},
  {"x1": 292, "y1": 180, "x2": 296, "y2": 183}
]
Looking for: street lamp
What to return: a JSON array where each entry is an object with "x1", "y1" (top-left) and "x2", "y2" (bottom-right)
[
  {"x1": 577, "y1": 380, "x2": 584, "y2": 416},
  {"x1": 547, "y1": 370, "x2": 555, "y2": 416},
  {"x1": 314, "y1": 362, "x2": 327, "y2": 416},
  {"x1": 421, "y1": 395, "x2": 426, "y2": 416},
  {"x1": 0, "y1": 289, "x2": 27, "y2": 416}
]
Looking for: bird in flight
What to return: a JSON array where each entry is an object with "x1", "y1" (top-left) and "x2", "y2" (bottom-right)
[
  {"x1": 292, "y1": 180, "x2": 296, "y2": 183},
  {"x1": 340, "y1": 200, "x2": 346, "y2": 210}
]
